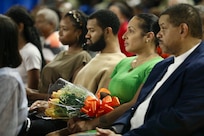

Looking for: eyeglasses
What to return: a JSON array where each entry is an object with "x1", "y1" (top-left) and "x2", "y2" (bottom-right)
[{"x1": 68, "y1": 10, "x2": 82, "y2": 27}]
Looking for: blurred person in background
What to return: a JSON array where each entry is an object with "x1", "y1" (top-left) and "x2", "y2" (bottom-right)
[
  {"x1": 35, "y1": 7, "x2": 64, "y2": 63},
  {"x1": 108, "y1": 1, "x2": 134, "y2": 57},
  {"x1": 195, "y1": 4, "x2": 204, "y2": 40},
  {"x1": 6, "y1": 5, "x2": 46, "y2": 90},
  {"x1": 168, "y1": 0, "x2": 195, "y2": 6}
]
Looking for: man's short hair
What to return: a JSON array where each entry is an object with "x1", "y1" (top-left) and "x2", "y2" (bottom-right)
[
  {"x1": 88, "y1": 9, "x2": 120, "y2": 35},
  {"x1": 160, "y1": 3, "x2": 202, "y2": 39}
]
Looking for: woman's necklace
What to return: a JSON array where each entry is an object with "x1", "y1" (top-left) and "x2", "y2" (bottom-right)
[
  {"x1": 128, "y1": 59, "x2": 137, "y2": 72},
  {"x1": 128, "y1": 54, "x2": 158, "y2": 72}
]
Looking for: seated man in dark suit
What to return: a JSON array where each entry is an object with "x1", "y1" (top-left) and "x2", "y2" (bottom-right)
[{"x1": 96, "y1": 3, "x2": 204, "y2": 136}]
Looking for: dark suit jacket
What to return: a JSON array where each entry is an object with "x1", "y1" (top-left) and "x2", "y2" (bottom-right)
[{"x1": 112, "y1": 42, "x2": 204, "y2": 136}]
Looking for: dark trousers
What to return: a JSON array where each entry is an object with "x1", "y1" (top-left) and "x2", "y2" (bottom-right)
[{"x1": 26, "y1": 116, "x2": 67, "y2": 136}]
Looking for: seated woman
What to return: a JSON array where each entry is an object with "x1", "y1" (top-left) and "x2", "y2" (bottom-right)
[
  {"x1": 26, "y1": 9, "x2": 92, "y2": 102},
  {"x1": 0, "y1": 15, "x2": 28, "y2": 136}
]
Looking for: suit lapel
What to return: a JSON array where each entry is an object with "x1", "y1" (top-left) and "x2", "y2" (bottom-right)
[{"x1": 134, "y1": 57, "x2": 174, "y2": 107}]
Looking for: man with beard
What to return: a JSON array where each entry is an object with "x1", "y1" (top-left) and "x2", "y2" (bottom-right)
[{"x1": 73, "y1": 9, "x2": 126, "y2": 94}]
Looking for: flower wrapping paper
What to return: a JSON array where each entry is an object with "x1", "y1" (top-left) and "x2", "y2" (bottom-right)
[{"x1": 45, "y1": 78, "x2": 120, "y2": 119}]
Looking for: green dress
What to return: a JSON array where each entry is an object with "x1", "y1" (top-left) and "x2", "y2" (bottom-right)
[{"x1": 108, "y1": 56, "x2": 163, "y2": 104}]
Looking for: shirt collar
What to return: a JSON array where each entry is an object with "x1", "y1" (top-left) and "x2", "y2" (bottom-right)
[{"x1": 173, "y1": 42, "x2": 201, "y2": 64}]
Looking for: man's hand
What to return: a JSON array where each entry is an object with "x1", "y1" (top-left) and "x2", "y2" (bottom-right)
[{"x1": 96, "y1": 127, "x2": 122, "y2": 136}]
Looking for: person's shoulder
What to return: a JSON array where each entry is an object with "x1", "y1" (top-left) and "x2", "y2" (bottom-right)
[
  {"x1": 111, "y1": 52, "x2": 127, "y2": 58},
  {"x1": 22, "y1": 42, "x2": 37, "y2": 50},
  {"x1": 98, "y1": 52, "x2": 126, "y2": 60},
  {"x1": 0, "y1": 68, "x2": 25, "y2": 96},
  {"x1": 56, "y1": 50, "x2": 66, "y2": 56},
  {"x1": 197, "y1": 41, "x2": 204, "y2": 53},
  {"x1": 117, "y1": 52, "x2": 127, "y2": 56},
  {"x1": 80, "y1": 50, "x2": 92, "y2": 57},
  {"x1": 115, "y1": 56, "x2": 135, "y2": 67},
  {"x1": 73, "y1": 51, "x2": 92, "y2": 62},
  {"x1": 0, "y1": 67, "x2": 17, "y2": 75},
  {"x1": 152, "y1": 56, "x2": 173, "y2": 68},
  {"x1": 184, "y1": 42, "x2": 204, "y2": 64},
  {"x1": 150, "y1": 56, "x2": 164, "y2": 63},
  {"x1": 22, "y1": 42, "x2": 40, "y2": 54},
  {"x1": 120, "y1": 56, "x2": 135, "y2": 62},
  {"x1": 0, "y1": 67, "x2": 22, "y2": 83}
]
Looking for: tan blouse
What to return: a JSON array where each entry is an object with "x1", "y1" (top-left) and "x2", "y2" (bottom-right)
[{"x1": 38, "y1": 50, "x2": 92, "y2": 93}]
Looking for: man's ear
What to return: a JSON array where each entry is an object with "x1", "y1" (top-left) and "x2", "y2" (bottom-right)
[
  {"x1": 104, "y1": 27, "x2": 113, "y2": 35},
  {"x1": 179, "y1": 23, "x2": 188, "y2": 37}
]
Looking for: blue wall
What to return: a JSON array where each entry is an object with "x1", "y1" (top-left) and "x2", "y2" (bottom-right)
[{"x1": 0, "y1": 0, "x2": 39, "y2": 14}]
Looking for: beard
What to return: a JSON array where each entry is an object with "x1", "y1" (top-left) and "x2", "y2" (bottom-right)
[{"x1": 87, "y1": 34, "x2": 106, "y2": 52}]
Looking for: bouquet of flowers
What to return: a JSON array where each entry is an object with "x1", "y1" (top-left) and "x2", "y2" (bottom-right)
[{"x1": 45, "y1": 78, "x2": 120, "y2": 119}]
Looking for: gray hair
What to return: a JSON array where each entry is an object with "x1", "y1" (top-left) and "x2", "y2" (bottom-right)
[{"x1": 37, "y1": 8, "x2": 59, "y2": 30}]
